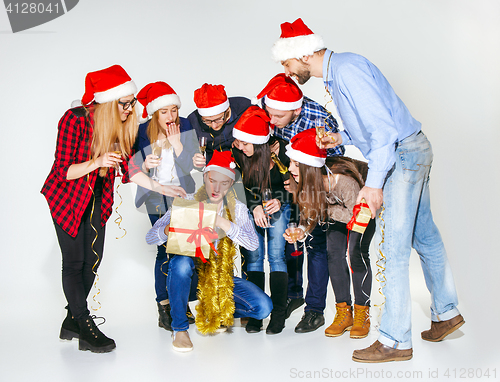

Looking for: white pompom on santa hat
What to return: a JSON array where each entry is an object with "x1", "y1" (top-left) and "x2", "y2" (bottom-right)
[
  {"x1": 137, "y1": 82, "x2": 181, "y2": 119},
  {"x1": 204, "y1": 150, "x2": 237, "y2": 180},
  {"x1": 256, "y1": 73, "x2": 303, "y2": 111},
  {"x1": 81, "y1": 64, "x2": 137, "y2": 106},
  {"x1": 285, "y1": 128, "x2": 327, "y2": 167},
  {"x1": 232, "y1": 105, "x2": 271, "y2": 145},
  {"x1": 194, "y1": 83, "x2": 230, "y2": 117},
  {"x1": 272, "y1": 18, "x2": 325, "y2": 63}
]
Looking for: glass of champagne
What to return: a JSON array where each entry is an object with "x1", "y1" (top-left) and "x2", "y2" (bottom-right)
[
  {"x1": 287, "y1": 222, "x2": 303, "y2": 256},
  {"x1": 262, "y1": 188, "x2": 274, "y2": 228},
  {"x1": 151, "y1": 142, "x2": 162, "y2": 182},
  {"x1": 315, "y1": 118, "x2": 326, "y2": 140},
  {"x1": 112, "y1": 142, "x2": 121, "y2": 176},
  {"x1": 199, "y1": 136, "x2": 207, "y2": 158}
]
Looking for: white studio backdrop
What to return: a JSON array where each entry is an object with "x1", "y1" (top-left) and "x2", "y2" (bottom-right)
[{"x1": 0, "y1": 0, "x2": 499, "y2": 380}]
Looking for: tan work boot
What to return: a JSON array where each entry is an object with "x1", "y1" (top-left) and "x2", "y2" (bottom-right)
[
  {"x1": 172, "y1": 331, "x2": 193, "y2": 352},
  {"x1": 350, "y1": 304, "x2": 370, "y2": 339},
  {"x1": 352, "y1": 340, "x2": 412, "y2": 363},
  {"x1": 325, "y1": 302, "x2": 353, "y2": 337},
  {"x1": 421, "y1": 314, "x2": 464, "y2": 342}
]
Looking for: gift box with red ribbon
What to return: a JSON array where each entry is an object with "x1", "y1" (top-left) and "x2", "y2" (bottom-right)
[
  {"x1": 346, "y1": 198, "x2": 371, "y2": 234},
  {"x1": 166, "y1": 198, "x2": 218, "y2": 263}
]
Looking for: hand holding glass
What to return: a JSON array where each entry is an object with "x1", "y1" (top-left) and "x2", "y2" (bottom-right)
[
  {"x1": 151, "y1": 143, "x2": 162, "y2": 182},
  {"x1": 262, "y1": 188, "x2": 274, "y2": 228},
  {"x1": 287, "y1": 222, "x2": 303, "y2": 256}
]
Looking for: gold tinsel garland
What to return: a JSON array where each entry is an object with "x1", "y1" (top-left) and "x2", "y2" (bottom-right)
[{"x1": 194, "y1": 187, "x2": 237, "y2": 334}]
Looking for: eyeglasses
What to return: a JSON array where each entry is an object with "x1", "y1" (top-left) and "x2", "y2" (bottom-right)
[
  {"x1": 201, "y1": 110, "x2": 228, "y2": 126},
  {"x1": 118, "y1": 97, "x2": 137, "y2": 110}
]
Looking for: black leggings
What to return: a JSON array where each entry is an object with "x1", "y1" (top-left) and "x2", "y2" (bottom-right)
[
  {"x1": 54, "y1": 192, "x2": 105, "y2": 320},
  {"x1": 326, "y1": 219, "x2": 375, "y2": 306}
]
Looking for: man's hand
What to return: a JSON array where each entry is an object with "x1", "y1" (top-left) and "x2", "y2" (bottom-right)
[
  {"x1": 192, "y1": 153, "x2": 206, "y2": 168},
  {"x1": 316, "y1": 132, "x2": 342, "y2": 149},
  {"x1": 356, "y1": 186, "x2": 383, "y2": 219},
  {"x1": 270, "y1": 140, "x2": 280, "y2": 156},
  {"x1": 160, "y1": 185, "x2": 187, "y2": 198}
]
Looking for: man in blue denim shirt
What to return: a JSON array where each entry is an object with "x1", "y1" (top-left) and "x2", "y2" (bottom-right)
[{"x1": 271, "y1": 18, "x2": 464, "y2": 362}]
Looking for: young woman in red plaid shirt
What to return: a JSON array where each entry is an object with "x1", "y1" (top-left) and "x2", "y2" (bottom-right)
[{"x1": 41, "y1": 65, "x2": 186, "y2": 353}]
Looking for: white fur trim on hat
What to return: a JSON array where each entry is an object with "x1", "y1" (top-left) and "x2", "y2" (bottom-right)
[
  {"x1": 285, "y1": 144, "x2": 325, "y2": 167},
  {"x1": 233, "y1": 128, "x2": 270, "y2": 145},
  {"x1": 146, "y1": 94, "x2": 181, "y2": 116},
  {"x1": 204, "y1": 165, "x2": 235, "y2": 180},
  {"x1": 94, "y1": 80, "x2": 137, "y2": 104},
  {"x1": 271, "y1": 34, "x2": 325, "y2": 62},
  {"x1": 198, "y1": 99, "x2": 230, "y2": 117},
  {"x1": 264, "y1": 95, "x2": 303, "y2": 111}
]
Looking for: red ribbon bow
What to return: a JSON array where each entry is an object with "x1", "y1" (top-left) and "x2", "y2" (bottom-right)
[
  {"x1": 346, "y1": 202, "x2": 370, "y2": 231},
  {"x1": 169, "y1": 202, "x2": 218, "y2": 263}
]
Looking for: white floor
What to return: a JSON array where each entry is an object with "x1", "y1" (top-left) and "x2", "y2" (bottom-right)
[
  {"x1": 2, "y1": 182, "x2": 498, "y2": 382},
  {"x1": 1, "y1": 246, "x2": 497, "y2": 382}
]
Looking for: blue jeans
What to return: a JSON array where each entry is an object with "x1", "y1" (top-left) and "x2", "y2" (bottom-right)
[
  {"x1": 245, "y1": 203, "x2": 290, "y2": 273},
  {"x1": 168, "y1": 255, "x2": 272, "y2": 332},
  {"x1": 377, "y1": 131, "x2": 460, "y2": 350},
  {"x1": 303, "y1": 223, "x2": 328, "y2": 313},
  {"x1": 147, "y1": 196, "x2": 174, "y2": 302}
]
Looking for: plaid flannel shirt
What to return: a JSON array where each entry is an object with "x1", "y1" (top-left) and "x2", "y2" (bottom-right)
[
  {"x1": 41, "y1": 107, "x2": 131, "y2": 237},
  {"x1": 272, "y1": 96, "x2": 345, "y2": 157}
]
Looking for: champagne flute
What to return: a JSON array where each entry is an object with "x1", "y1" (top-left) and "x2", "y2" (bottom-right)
[
  {"x1": 287, "y1": 222, "x2": 303, "y2": 256},
  {"x1": 199, "y1": 136, "x2": 208, "y2": 158},
  {"x1": 151, "y1": 142, "x2": 162, "y2": 182},
  {"x1": 262, "y1": 188, "x2": 274, "y2": 228},
  {"x1": 315, "y1": 118, "x2": 326, "y2": 139},
  {"x1": 112, "y1": 142, "x2": 121, "y2": 176}
]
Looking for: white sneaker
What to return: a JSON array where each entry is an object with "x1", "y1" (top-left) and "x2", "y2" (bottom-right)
[{"x1": 172, "y1": 331, "x2": 193, "y2": 352}]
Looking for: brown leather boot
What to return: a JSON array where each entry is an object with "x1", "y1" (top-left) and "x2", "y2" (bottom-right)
[
  {"x1": 421, "y1": 314, "x2": 464, "y2": 342},
  {"x1": 350, "y1": 304, "x2": 370, "y2": 339},
  {"x1": 352, "y1": 340, "x2": 413, "y2": 363},
  {"x1": 325, "y1": 302, "x2": 353, "y2": 337}
]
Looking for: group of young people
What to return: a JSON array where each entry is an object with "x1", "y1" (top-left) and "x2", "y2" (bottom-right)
[{"x1": 42, "y1": 18, "x2": 464, "y2": 362}]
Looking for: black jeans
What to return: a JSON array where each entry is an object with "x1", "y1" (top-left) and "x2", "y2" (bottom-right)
[
  {"x1": 54, "y1": 192, "x2": 104, "y2": 320},
  {"x1": 326, "y1": 219, "x2": 375, "y2": 306}
]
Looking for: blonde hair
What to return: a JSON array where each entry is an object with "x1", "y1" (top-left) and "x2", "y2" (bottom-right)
[
  {"x1": 146, "y1": 109, "x2": 180, "y2": 149},
  {"x1": 91, "y1": 100, "x2": 138, "y2": 176}
]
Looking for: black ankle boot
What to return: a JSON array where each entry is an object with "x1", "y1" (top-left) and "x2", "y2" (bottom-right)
[
  {"x1": 157, "y1": 302, "x2": 172, "y2": 331},
  {"x1": 77, "y1": 316, "x2": 116, "y2": 353},
  {"x1": 60, "y1": 307, "x2": 80, "y2": 340},
  {"x1": 266, "y1": 272, "x2": 288, "y2": 334},
  {"x1": 245, "y1": 271, "x2": 266, "y2": 333}
]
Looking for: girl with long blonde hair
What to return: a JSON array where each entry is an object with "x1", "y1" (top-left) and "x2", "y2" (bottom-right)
[{"x1": 42, "y1": 66, "x2": 185, "y2": 354}]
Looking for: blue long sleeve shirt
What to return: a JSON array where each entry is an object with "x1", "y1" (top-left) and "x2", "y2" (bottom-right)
[{"x1": 322, "y1": 50, "x2": 421, "y2": 188}]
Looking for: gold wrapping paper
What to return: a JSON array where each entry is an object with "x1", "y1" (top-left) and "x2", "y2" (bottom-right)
[
  {"x1": 166, "y1": 198, "x2": 218, "y2": 259},
  {"x1": 348, "y1": 198, "x2": 371, "y2": 234}
]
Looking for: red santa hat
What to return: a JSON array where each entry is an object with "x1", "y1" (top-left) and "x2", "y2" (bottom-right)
[
  {"x1": 233, "y1": 106, "x2": 271, "y2": 145},
  {"x1": 194, "y1": 83, "x2": 230, "y2": 117},
  {"x1": 204, "y1": 150, "x2": 236, "y2": 180},
  {"x1": 137, "y1": 82, "x2": 182, "y2": 119},
  {"x1": 256, "y1": 73, "x2": 303, "y2": 111},
  {"x1": 81, "y1": 65, "x2": 137, "y2": 106},
  {"x1": 285, "y1": 128, "x2": 326, "y2": 167},
  {"x1": 271, "y1": 18, "x2": 325, "y2": 63}
]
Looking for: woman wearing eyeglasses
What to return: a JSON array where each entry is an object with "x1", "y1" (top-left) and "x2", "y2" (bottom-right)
[
  {"x1": 41, "y1": 66, "x2": 186, "y2": 354},
  {"x1": 232, "y1": 106, "x2": 291, "y2": 335},
  {"x1": 131, "y1": 81, "x2": 198, "y2": 331}
]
